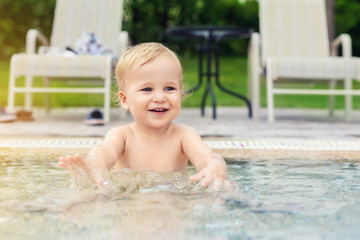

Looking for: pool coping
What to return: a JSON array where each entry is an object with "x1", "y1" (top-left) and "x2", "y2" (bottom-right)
[{"x1": 1, "y1": 136, "x2": 359, "y2": 162}]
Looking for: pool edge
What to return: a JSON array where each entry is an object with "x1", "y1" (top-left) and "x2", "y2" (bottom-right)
[{"x1": 1, "y1": 136, "x2": 360, "y2": 162}]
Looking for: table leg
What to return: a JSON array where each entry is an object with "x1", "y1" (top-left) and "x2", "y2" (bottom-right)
[
  {"x1": 206, "y1": 39, "x2": 218, "y2": 119},
  {"x1": 214, "y1": 40, "x2": 252, "y2": 118},
  {"x1": 209, "y1": 83, "x2": 217, "y2": 119},
  {"x1": 201, "y1": 88, "x2": 207, "y2": 116},
  {"x1": 186, "y1": 39, "x2": 204, "y2": 95},
  {"x1": 201, "y1": 77, "x2": 217, "y2": 119},
  {"x1": 196, "y1": 39, "x2": 217, "y2": 119}
]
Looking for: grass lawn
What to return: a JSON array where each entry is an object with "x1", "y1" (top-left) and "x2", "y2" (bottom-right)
[{"x1": 0, "y1": 56, "x2": 359, "y2": 109}]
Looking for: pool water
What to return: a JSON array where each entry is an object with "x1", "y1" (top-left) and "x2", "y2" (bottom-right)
[{"x1": 0, "y1": 152, "x2": 359, "y2": 239}]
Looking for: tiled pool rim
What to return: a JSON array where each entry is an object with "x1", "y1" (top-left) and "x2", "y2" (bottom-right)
[{"x1": 1, "y1": 137, "x2": 360, "y2": 161}]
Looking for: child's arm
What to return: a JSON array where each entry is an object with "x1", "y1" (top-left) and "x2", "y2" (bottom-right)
[
  {"x1": 180, "y1": 125, "x2": 230, "y2": 189},
  {"x1": 58, "y1": 127, "x2": 126, "y2": 187}
]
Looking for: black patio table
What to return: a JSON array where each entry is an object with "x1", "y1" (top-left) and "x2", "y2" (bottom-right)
[{"x1": 166, "y1": 25, "x2": 252, "y2": 119}]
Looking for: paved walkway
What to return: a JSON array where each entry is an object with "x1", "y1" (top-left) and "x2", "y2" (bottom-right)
[{"x1": 1, "y1": 107, "x2": 360, "y2": 139}]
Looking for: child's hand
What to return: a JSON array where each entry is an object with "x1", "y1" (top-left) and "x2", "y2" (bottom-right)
[
  {"x1": 189, "y1": 172, "x2": 234, "y2": 191},
  {"x1": 189, "y1": 160, "x2": 234, "y2": 191},
  {"x1": 58, "y1": 155, "x2": 105, "y2": 188}
]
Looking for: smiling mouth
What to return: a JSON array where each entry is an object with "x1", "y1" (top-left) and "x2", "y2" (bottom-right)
[{"x1": 149, "y1": 108, "x2": 169, "y2": 113}]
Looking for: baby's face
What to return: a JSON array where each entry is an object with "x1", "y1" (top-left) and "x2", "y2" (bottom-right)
[{"x1": 119, "y1": 53, "x2": 182, "y2": 130}]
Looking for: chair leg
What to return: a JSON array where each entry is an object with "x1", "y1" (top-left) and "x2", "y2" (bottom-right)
[
  {"x1": 44, "y1": 77, "x2": 51, "y2": 113},
  {"x1": 25, "y1": 75, "x2": 33, "y2": 111},
  {"x1": 249, "y1": 70, "x2": 261, "y2": 120},
  {"x1": 104, "y1": 91, "x2": 110, "y2": 123},
  {"x1": 344, "y1": 77, "x2": 352, "y2": 121},
  {"x1": 248, "y1": 32, "x2": 261, "y2": 119},
  {"x1": 103, "y1": 58, "x2": 112, "y2": 123},
  {"x1": 266, "y1": 59, "x2": 275, "y2": 123},
  {"x1": 328, "y1": 80, "x2": 336, "y2": 117},
  {"x1": 7, "y1": 62, "x2": 16, "y2": 113}
]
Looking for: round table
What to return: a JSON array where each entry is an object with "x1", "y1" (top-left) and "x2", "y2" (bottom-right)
[{"x1": 166, "y1": 26, "x2": 252, "y2": 119}]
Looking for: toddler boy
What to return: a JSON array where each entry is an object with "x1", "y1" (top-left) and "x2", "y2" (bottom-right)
[{"x1": 59, "y1": 42, "x2": 230, "y2": 190}]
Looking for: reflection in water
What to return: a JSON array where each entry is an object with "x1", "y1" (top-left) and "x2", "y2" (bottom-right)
[{"x1": 0, "y1": 152, "x2": 360, "y2": 239}]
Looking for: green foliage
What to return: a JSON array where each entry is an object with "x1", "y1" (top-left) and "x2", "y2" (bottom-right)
[
  {"x1": 0, "y1": 0, "x2": 259, "y2": 59},
  {"x1": 335, "y1": 0, "x2": 360, "y2": 55},
  {"x1": 0, "y1": 0, "x2": 56, "y2": 59},
  {"x1": 123, "y1": 0, "x2": 258, "y2": 56}
]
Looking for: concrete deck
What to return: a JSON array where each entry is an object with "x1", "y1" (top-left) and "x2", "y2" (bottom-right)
[{"x1": 1, "y1": 107, "x2": 359, "y2": 139}]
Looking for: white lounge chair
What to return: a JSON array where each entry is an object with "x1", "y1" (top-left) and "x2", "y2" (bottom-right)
[
  {"x1": 7, "y1": 0, "x2": 130, "y2": 123},
  {"x1": 248, "y1": 0, "x2": 360, "y2": 122}
]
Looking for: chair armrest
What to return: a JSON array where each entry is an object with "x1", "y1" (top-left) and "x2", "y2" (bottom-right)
[
  {"x1": 117, "y1": 31, "x2": 132, "y2": 57},
  {"x1": 330, "y1": 33, "x2": 352, "y2": 58},
  {"x1": 26, "y1": 29, "x2": 49, "y2": 54}
]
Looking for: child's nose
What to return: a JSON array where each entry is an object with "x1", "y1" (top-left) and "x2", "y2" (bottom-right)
[{"x1": 153, "y1": 91, "x2": 166, "y2": 102}]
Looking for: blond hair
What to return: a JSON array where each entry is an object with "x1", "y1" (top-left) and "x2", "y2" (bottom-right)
[{"x1": 115, "y1": 42, "x2": 182, "y2": 92}]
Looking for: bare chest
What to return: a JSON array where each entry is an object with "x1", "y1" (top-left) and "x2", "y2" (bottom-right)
[{"x1": 119, "y1": 137, "x2": 187, "y2": 172}]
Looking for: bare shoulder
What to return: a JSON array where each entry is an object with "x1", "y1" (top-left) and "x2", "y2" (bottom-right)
[
  {"x1": 106, "y1": 124, "x2": 132, "y2": 135},
  {"x1": 103, "y1": 124, "x2": 133, "y2": 144},
  {"x1": 172, "y1": 123, "x2": 201, "y2": 140},
  {"x1": 175, "y1": 123, "x2": 211, "y2": 162}
]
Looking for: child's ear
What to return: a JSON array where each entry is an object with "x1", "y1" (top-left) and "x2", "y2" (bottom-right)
[{"x1": 119, "y1": 91, "x2": 130, "y2": 111}]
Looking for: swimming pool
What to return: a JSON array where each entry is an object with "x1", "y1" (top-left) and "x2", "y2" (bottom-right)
[{"x1": 1, "y1": 140, "x2": 360, "y2": 239}]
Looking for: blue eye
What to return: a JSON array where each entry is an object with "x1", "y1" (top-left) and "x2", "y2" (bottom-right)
[
  {"x1": 165, "y1": 86, "x2": 175, "y2": 91},
  {"x1": 142, "y1": 87, "x2": 152, "y2": 92}
]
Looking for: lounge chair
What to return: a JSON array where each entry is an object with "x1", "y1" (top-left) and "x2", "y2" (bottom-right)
[
  {"x1": 7, "y1": 0, "x2": 130, "y2": 123},
  {"x1": 248, "y1": 0, "x2": 360, "y2": 122}
]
